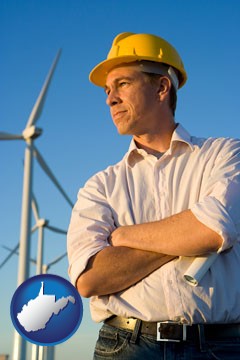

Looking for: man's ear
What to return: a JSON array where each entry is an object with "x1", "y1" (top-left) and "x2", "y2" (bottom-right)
[{"x1": 158, "y1": 76, "x2": 171, "y2": 98}]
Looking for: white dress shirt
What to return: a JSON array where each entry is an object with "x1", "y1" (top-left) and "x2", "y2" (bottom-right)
[{"x1": 67, "y1": 124, "x2": 240, "y2": 324}]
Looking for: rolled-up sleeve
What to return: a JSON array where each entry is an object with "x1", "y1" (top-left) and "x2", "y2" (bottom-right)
[
  {"x1": 191, "y1": 139, "x2": 240, "y2": 252},
  {"x1": 67, "y1": 173, "x2": 115, "y2": 286}
]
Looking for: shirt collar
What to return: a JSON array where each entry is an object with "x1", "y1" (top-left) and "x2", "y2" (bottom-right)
[
  {"x1": 170, "y1": 123, "x2": 194, "y2": 153},
  {"x1": 126, "y1": 123, "x2": 194, "y2": 167}
]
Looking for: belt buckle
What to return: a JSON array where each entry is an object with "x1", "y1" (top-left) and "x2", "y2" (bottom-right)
[{"x1": 156, "y1": 321, "x2": 187, "y2": 342}]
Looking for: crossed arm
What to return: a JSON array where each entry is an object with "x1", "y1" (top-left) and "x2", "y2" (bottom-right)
[{"x1": 77, "y1": 209, "x2": 222, "y2": 297}]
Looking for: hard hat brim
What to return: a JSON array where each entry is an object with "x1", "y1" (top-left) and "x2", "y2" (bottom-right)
[{"x1": 89, "y1": 55, "x2": 187, "y2": 89}]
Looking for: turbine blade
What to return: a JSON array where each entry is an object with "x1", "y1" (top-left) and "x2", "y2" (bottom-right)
[
  {"x1": 0, "y1": 243, "x2": 19, "y2": 269},
  {"x1": 0, "y1": 132, "x2": 23, "y2": 140},
  {"x1": 2, "y1": 245, "x2": 37, "y2": 264},
  {"x1": 31, "y1": 224, "x2": 38, "y2": 233},
  {"x1": 31, "y1": 193, "x2": 40, "y2": 221},
  {"x1": 2, "y1": 244, "x2": 16, "y2": 252},
  {"x1": 46, "y1": 224, "x2": 67, "y2": 235},
  {"x1": 33, "y1": 146, "x2": 74, "y2": 208},
  {"x1": 47, "y1": 252, "x2": 67, "y2": 268},
  {"x1": 25, "y1": 49, "x2": 61, "y2": 128}
]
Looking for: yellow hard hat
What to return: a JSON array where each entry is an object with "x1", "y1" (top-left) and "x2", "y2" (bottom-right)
[{"x1": 89, "y1": 32, "x2": 187, "y2": 89}]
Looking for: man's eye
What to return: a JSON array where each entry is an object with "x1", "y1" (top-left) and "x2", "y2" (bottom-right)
[
  {"x1": 119, "y1": 81, "x2": 128, "y2": 87},
  {"x1": 104, "y1": 88, "x2": 110, "y2": 96}
]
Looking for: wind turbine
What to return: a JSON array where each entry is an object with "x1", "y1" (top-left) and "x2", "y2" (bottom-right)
[
  {"x1": 0, "y1": 49, "x2": 62, "y2": 285},
  {"x1": 0, "y1": 49, "x2": 73, "y2": 360}
]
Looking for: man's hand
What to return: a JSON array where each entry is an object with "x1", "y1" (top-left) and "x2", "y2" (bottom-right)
[{"x1": 108, "y1": 226, "x2": 127, "y2": 247}]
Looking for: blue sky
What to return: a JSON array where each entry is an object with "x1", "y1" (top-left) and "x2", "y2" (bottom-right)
[{"x1": 0, "y1": 1, "x2": 240, "y2": 359}]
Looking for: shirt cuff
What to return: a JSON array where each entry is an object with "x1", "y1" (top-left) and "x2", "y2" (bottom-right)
[
  {"x1": 68, "y1": 240, "x2": 110, "y2": 287},
  {"x1": 191, "y1": 196, "x2": 238, "y2": 253}
]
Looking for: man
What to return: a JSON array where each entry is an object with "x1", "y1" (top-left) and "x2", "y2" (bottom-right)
[{"x1": 67, "y1": 32, "x2": 240, "y2": 359}]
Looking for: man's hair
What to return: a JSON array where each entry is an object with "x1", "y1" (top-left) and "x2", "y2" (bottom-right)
[{"x1": 143, "y1": 72, "x2": 177, "y2": 116}]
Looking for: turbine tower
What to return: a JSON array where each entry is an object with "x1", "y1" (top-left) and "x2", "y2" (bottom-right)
[
  {"x1": 31, "y1": 193, "x2": 67, "y2": 360},
  {"x1": 0, "y1": 49, "x2": 71, "y2": 360}
]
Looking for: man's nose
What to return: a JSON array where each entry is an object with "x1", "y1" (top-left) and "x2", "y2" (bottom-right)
[{"x1": 106, "y1": 89, "x2": 121, "y2": 107}]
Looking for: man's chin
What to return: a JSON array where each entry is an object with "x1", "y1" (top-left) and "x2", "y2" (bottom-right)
[{"x1": 115, "y1": 124, "x2": 134, "y2": 136}]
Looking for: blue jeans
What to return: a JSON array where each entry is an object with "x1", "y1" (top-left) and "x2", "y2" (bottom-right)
[{"x1": 93, "y1": 323, "x2": 240, "y2": 359}]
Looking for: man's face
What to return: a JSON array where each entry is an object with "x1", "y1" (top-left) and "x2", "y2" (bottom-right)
[{"x1": 105, "y1": 66, "x2": 162, "y2": 136}]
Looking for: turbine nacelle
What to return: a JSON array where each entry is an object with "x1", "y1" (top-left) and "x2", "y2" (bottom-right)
[
  {"x1": 36, "y1": 218, "x2": 49, "y2": 228},
  {"x1": 22, "y1": 125, "x2": 43, "y2": 141}
]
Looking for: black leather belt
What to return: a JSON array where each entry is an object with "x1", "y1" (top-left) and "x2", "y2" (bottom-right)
[{"x1": 104, "y1": 316, "x2": 240, "y2": 342}]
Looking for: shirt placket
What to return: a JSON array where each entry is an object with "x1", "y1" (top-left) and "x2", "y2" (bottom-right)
[
  {"x1": 154, "y1": 157, "x2": 170, "y2": 220},
  {"x1": 155, "y1": 157, "x2": 185, "y2": 320}
]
